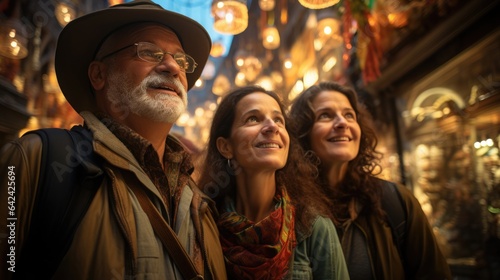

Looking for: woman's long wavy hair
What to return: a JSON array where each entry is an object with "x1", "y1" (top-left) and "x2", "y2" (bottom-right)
[
  {"x1": 289, "y1": 81, "x2": 385, "y2": 224},
  {"x1": 197, "y1": 85, "x2": 332, "y2": 229}
]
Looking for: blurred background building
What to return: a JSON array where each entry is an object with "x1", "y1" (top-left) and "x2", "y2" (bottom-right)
[{"x1": 1, "y1": 0, "x2": 499, "y2": 278}]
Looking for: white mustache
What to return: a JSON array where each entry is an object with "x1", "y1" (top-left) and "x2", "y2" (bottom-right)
[{"x1": 142, "y1": 75, "x2": 186, "y2": 98}]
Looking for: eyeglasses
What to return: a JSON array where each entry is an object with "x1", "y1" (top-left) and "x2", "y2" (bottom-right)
[{"x1": 98, "y1": 42, "x2": 198, "y2": 73}]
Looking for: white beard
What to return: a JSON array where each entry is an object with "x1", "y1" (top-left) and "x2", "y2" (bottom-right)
[{"x1": 106, "y1": 71, "x2": 188, "y2": 123}]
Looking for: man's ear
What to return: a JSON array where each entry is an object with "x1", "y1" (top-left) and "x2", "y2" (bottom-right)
[
  {"x1": 216, "y1": 137, "x2": 233, "y2": 159},
  {"x1": 88, "y1": 61, "x2": 107, "y2": 91}
]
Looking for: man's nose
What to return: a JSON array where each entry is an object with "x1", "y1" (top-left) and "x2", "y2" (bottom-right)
[{"x1": 156, "y1": 54, "x2": 181, "y2": 75}]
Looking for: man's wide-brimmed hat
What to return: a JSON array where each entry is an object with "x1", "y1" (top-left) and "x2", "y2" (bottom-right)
[{"x1": 55, "y1": 0, "x2": 211, "y2": 113}]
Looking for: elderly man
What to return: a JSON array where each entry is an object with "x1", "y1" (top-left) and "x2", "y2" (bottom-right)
[{"x1": 0, "y1": 1, "x2": 226, "y2": 279}]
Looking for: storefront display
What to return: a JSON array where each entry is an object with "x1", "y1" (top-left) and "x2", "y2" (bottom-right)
[{"x1": 398, "y1": 29, "x2": 499, "y2": 277}]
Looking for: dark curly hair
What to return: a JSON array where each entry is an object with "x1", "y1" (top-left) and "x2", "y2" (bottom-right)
[
  {"x1": 197, "y1": 85, "x2": 332, "y2": 229},
  {"x1": 289, "y1": 81, "x2": 385, "y2": 225}
]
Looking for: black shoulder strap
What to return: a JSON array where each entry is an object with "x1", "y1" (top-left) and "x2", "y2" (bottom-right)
[
  {"x1": 15, "y1": 126, "x2": 103, "y2": 280},
  {"x1": 380, "y1": 179, "x2": 408, "y2": 271}
]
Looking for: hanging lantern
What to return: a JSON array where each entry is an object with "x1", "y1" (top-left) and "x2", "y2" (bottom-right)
[
  {"x1": 55, "y1": 1, "x2": 77, "y2": 27},
  {"x1": 212, "y1": 74, "x2": 231, "y2": 96},
  {"x1": 258, "y1": 0, "x2": 275, "y2": 11},
  {"x1": 316, "y1": 11, "x2": 342, "y2": 49},
  {"x1": 234, "y1": 71, "x2": 247, "y2": 87},
  {"x1": 211, "y1": 0, "x2": 248, "y2": 35},
  {"x1": 240, "y1": 55, "x2": 262, "y2": 82},
  {"x1": 0, "y1": 20, "x2": 28, "y2": 59},
  {"x1": 298, "y1": 0, "x2": 340, "y2": 9},
  {"x1": 234, "y1": 49, "x2": 248, "y2": 69},
  {"x1": 318, "y1": 18, "x2": 340, "y2": 38},
  {"x1": 210, "y1": 41, "x2": 226, "y2": 57},
  {"x1": 262, "y1": 26, "x2": 280, "y2": 50},
  {"x1": 283, "y1": 56, "x2": 293, "y2": 70}
]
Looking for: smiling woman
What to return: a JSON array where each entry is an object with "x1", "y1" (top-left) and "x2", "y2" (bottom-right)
[
  {"x1": 197, "y1": 85, "x2": 350, "y2": 279},
  {"x1": 288, "y1": 81, "x2": 452, "y2": 280},
  {"x1": 216, "y1": 91, "x2": 289, "y2": 177}
]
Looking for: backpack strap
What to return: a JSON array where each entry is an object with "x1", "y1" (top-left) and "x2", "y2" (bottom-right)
[
  {"x1": 128, "y1": 182, "x2": 203, "y2": 280},
  {"x1": 380, "y1": 179, "x2": 408, "y2": 274},
  {"x1": 15, "y1": 126, "x2": 103, "y2": 280}
]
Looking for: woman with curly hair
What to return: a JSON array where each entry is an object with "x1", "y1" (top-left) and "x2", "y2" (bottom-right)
[
  {"x1": 289, "y1": 81, "x2": 451, "y2": 280},
  {"x1": 197, "y1": 85, "x2": 349, "y2": 279}
]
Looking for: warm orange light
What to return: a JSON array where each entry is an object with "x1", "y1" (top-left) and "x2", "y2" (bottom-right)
[
  {"x1": 211, "y1": 0, "x2": 248, "y2": 35},
  {"x1": 262, "y1": 26, "x2": 280, "y2": 50},
  {"x1": 210, "y1": 41, "x2": 225, "y2": 57},
  {"x1": 298, "y1": 0, "x2": 340, "y2": 9}
]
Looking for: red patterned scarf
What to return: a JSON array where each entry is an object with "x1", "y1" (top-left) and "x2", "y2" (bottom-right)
[{"x1": 217, "y1": 188, "x2": 297, "y2": 280}]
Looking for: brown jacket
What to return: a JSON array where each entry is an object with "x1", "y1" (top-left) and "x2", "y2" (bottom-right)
[
  {"x1": 0, "y1": 112, "x2": 226, "y2": 280},
  {"x1": 340, "y1": 181, "x2": 452, "y2": 280}
]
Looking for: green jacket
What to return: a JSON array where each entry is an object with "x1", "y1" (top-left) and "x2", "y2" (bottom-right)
[
  {"x1": 291, "y1": 215, "x2": 350, "y2": 279},
  {"x1": 0, "y1": 111, "x2": 226, "y2": 280},
  {"x1": 340, "y1": 182, "x2": 452, "y2": 280}
]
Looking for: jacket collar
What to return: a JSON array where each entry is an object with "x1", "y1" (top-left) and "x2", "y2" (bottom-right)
[{"x1": 80, "y1": 111, "x2": 162, "y2": 198}]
